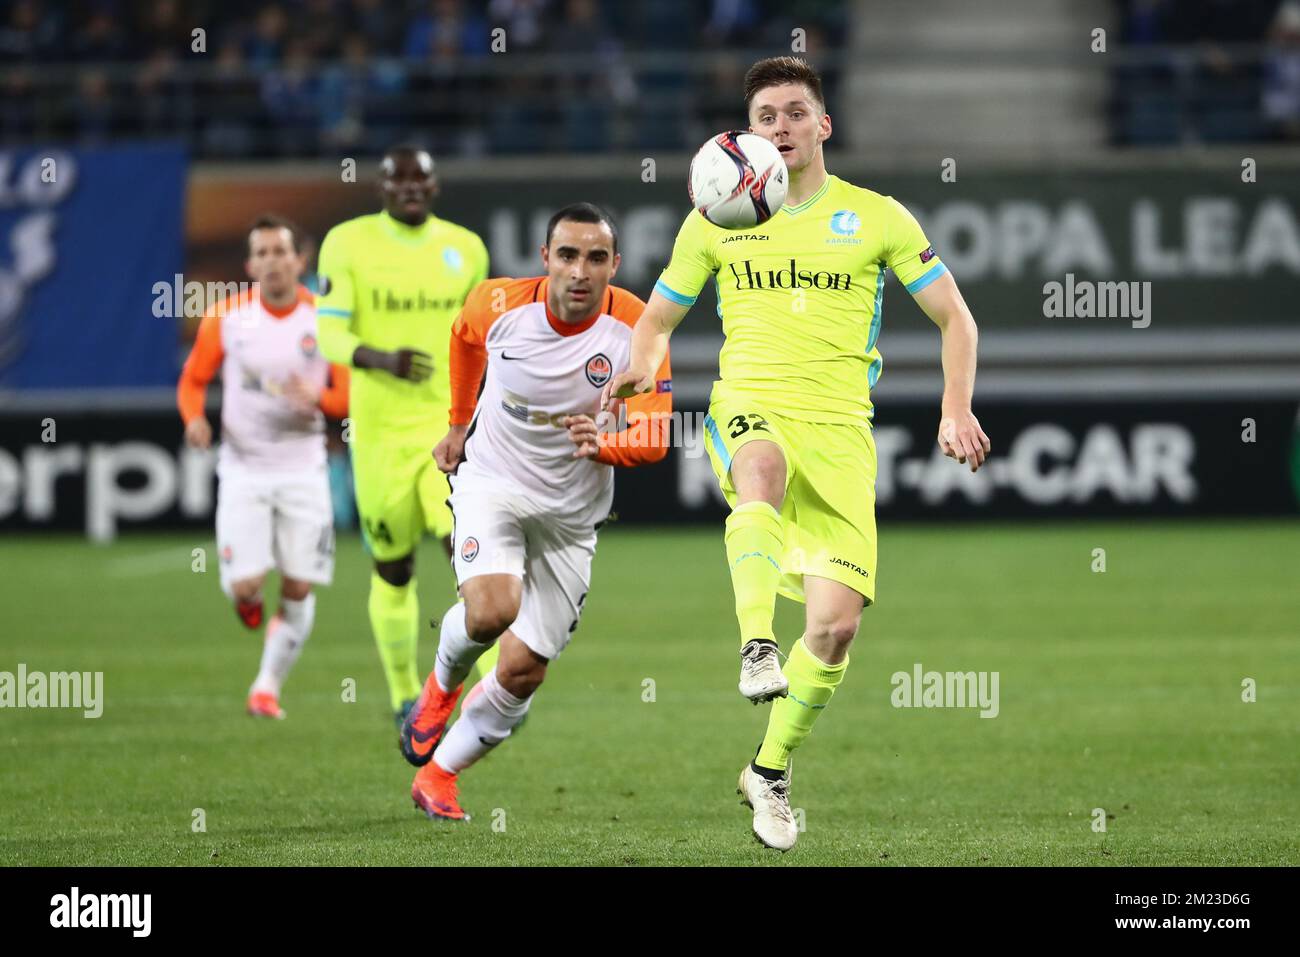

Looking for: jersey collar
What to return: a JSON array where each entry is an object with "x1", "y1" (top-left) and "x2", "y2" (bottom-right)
[
  {"x1": 380, "y1": 210, "x2": 436, "y2": 244},
  {"x1": 780, "y1": 175, "x2": 831, "y2": 217},
  {"x1": 544, "y1": 296, "x2": 602, "y2": 337},
  {"x1": 259, "y1": 284, "x2": 310, "y2": 319}
]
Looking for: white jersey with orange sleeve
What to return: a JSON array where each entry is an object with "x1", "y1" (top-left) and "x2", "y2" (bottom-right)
[
  {"x1": 178, "y1": 286, "x2": 349, "y2": 476},
  {"x1": 448, "y1": 276, "x2": 672, "y2": 527},
  {"x1": 177, "y1": 286, "x2": 349, "y2": 593},
  {"x1": 442, "y1": 276, "x2": 671, "y2": 659}
]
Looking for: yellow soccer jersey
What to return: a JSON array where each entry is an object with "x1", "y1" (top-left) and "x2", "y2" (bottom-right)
[
  {"x1": 316, "y1": 211, "x2": 489, "y2": 442},
  {"x1": 656, "y1": 174, "x2": 945, "y2": 425}
]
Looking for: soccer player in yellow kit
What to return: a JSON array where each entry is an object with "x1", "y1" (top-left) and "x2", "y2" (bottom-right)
[
  {"x1": 317, "y1": 146, "x2": 489, "y2": 725},
  {"x1": 604, "y1": 57, "x2": 992, "y2": 851}
]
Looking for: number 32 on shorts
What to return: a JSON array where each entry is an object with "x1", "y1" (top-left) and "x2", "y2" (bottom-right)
[{"x1": 728, "y1": 413, "x2": 770, "y2": 438}]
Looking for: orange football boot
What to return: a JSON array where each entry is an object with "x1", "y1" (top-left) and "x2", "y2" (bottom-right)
[
  {"x1": 411, "y1": 762, "x2": 469, "y2": 821},
  {"x1": 246, "y1": 690, "x2": 284, "y2": 719},
  {"x1": 235, "y1": 598, "x2": 264, "y2": 629},
  {"x1": 399, "y1": 671, "x2": 463, "y2": 766}
]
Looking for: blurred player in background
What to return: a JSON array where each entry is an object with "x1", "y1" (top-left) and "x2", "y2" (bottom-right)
[
  {"x1": 605, "y1": 57, "x2": 991, "y2": 851},
  {"x1": 397, "y1": 204, "x2": 672, "y2": 821},
  {"x1": 178, "y1": 215, "x2": 349, "y2": 719},
  {"x1": 316, "y1": 146, "x2": 490, "y2": 726}
]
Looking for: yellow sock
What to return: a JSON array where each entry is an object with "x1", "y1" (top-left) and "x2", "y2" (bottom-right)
[
  {"x1": 756, "y1": 637, "x2": 847, "y2": 771},
  {"x1": 724, "y1": 501, "x2": 784, "y2": 645},
  {"x1": 367, "y1": 573, "x2": 422, "y2": 711}
]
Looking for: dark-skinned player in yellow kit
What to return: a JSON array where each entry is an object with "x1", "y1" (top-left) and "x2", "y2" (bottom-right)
[{"x1": 317, "y1": 146, "x2": 489, "y2": 726}]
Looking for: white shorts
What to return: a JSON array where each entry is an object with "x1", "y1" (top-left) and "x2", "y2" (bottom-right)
[
  {"x1": 447, "y1": 470, "x2": 599, "y2": 661},
  {"x1": 216, "y1": 462, "x2": 335, "y2": 595}
]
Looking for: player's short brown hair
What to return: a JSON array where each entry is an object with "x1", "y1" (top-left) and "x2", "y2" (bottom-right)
[
  {"x1": 743, "y1": 56, "x2": 826, "y2": 115},
  {"x1": 248, "y1": 214, "x2": 303, "y2": 255}
]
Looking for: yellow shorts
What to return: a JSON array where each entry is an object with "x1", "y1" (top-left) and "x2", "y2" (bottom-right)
[
  {"x1": 351, "y1": 439, "x2": 453, "y2": 562},
  {"x1": 703, "y1": 397, "x2": 877, "y2": 605}
]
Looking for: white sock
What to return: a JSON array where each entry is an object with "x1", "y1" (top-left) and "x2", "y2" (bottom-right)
[
  {"x1": 433, "y1": 670, "x2": 531, "y2": 773},
  {"x1": 434, "y1": 600, "x2": 493, "y2": 692},
  {"x1": 251, "y1": 592, "x2": 314, "y2": 696}
]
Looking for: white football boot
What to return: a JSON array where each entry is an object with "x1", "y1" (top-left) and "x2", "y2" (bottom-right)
[
  {"x1": 738, "y1": 639, "x2": 788, "y2": 703},
  {"x1": 738, "y1": 762, "x2": 798, "y2": 852}
]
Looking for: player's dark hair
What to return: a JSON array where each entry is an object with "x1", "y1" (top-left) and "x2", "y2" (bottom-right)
[
  {"x1": 743, "y1": 56, "x2": 826, "y2": 115},
  {"x1": 248, "y1": 214, "x2": 303, "y2": 255},
  {"x1": 545, "y1": 202, "x2": 619, "y2": 255}
]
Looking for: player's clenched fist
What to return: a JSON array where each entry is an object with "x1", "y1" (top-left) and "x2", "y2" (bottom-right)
[
  {"x1": 938, "y1": 411, "x2": 992, "y2": 472},
  {"x1": 184, "y1": 416, "x2": 213, "y2": 449},
  {"x1": 434, "y1": 424, "x2": 468, "y2": 473},
  {"x1": 390, "y1": 348, "x2": 434, "y2": 383},
  {"x1": 600, "y1": 370, "x2": 652, "y2": 414},
  {"x1": 564, "y1": 415, "x2": 601, "y2": 459},
  {"x1": 353, "y1": 345, "x2": 433, "y2": 383}
]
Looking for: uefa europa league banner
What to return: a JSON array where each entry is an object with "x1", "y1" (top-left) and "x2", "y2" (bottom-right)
[
  {"x1": 0, "y1": 144, "x2": 186, "y2": 390},
  {"x1": 187, "y1": 160, "x2": 1300, "y2": 333}
]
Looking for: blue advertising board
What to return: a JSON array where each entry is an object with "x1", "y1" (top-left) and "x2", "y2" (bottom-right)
[{"x1": 0, "y1": 144, "x2": 186, "y2": 390}]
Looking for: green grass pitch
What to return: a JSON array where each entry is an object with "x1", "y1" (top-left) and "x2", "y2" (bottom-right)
[{"x1": 1, "y1": 521, "x2": 1297, "y2": 866}]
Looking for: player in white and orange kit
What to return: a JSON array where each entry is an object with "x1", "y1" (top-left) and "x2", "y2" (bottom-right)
[
  {"x1": 396, "y1": 204, "x2": 673, "y2": 821},
  {"x1": 178, "y1": 215, "x2": 350, "y2": 719}
]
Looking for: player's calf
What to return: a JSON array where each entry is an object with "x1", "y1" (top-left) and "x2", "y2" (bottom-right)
[
  {"x1": 494, "y1": 631, "x2": 548, "y2": 699},
  {"x1": 425, "y1": 632, "x2": 541, "y2": 778},
  {"x1": 409, "y1": 663, "x2": 536, "y2": 824},
  {"x1": 247, "y1": 581, "x2": 316, "y2": 718},
  {"x1": 432, "y1": 666, "x2": 534, "y2": 774}
]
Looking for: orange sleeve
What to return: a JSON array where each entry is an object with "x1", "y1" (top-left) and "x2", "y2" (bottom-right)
[
  {"x1": 177, "y1": 309, "x2": 224, "y2": 426},
  {"x1": 596, "y1": 286, "x2": 673, "y2": 468},
  {"x1": 319, "y1": 363, "x2": 350, "y2": 419},
  {"x1": 449, "y1": 277, "x2": 542, "y2": 426}
]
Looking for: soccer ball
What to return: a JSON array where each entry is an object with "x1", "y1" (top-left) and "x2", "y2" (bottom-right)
[{"x1": 688, "y1": 131, "x2": 788, "y2": 229}]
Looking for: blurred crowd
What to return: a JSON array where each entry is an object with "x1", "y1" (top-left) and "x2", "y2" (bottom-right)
[
  {"x1": 1114, "y1": 0, "x2": 1300, "y2": 142},
  {"x1": 0, "y1": 0, "x2": 846, "y2": 157},
  {"x1": 4, "y1": 0, "x2": 1296, "y2": 156}
]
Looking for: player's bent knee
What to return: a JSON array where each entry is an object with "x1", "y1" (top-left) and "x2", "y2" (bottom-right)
[
  {"x1": 464, "y1": 600, "x2": 519, "y2": 642},
  {"x1": 808, "y1": 615, "x2": 861, "y2": 651},
  {"x1": 375, "y1": 555, "x2": 414, "y2": 587},
  {"x1": 280, "y1": 577, "x2": 311, "y2": 601},
  {"x1": 229, "y1": 576, "x2": 265, "y2": 603},
  {"x1": 732, "y1": 441, "x2": 787, "y2": 508}
]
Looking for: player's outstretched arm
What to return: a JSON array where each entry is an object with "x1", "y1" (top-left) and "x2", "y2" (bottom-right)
[
  {"x1": 912, "y1": 271, "x2": 991, "y2": 472},
  {"x1": 601, "y1": 291, "x2": 689, "y2": 413}
]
